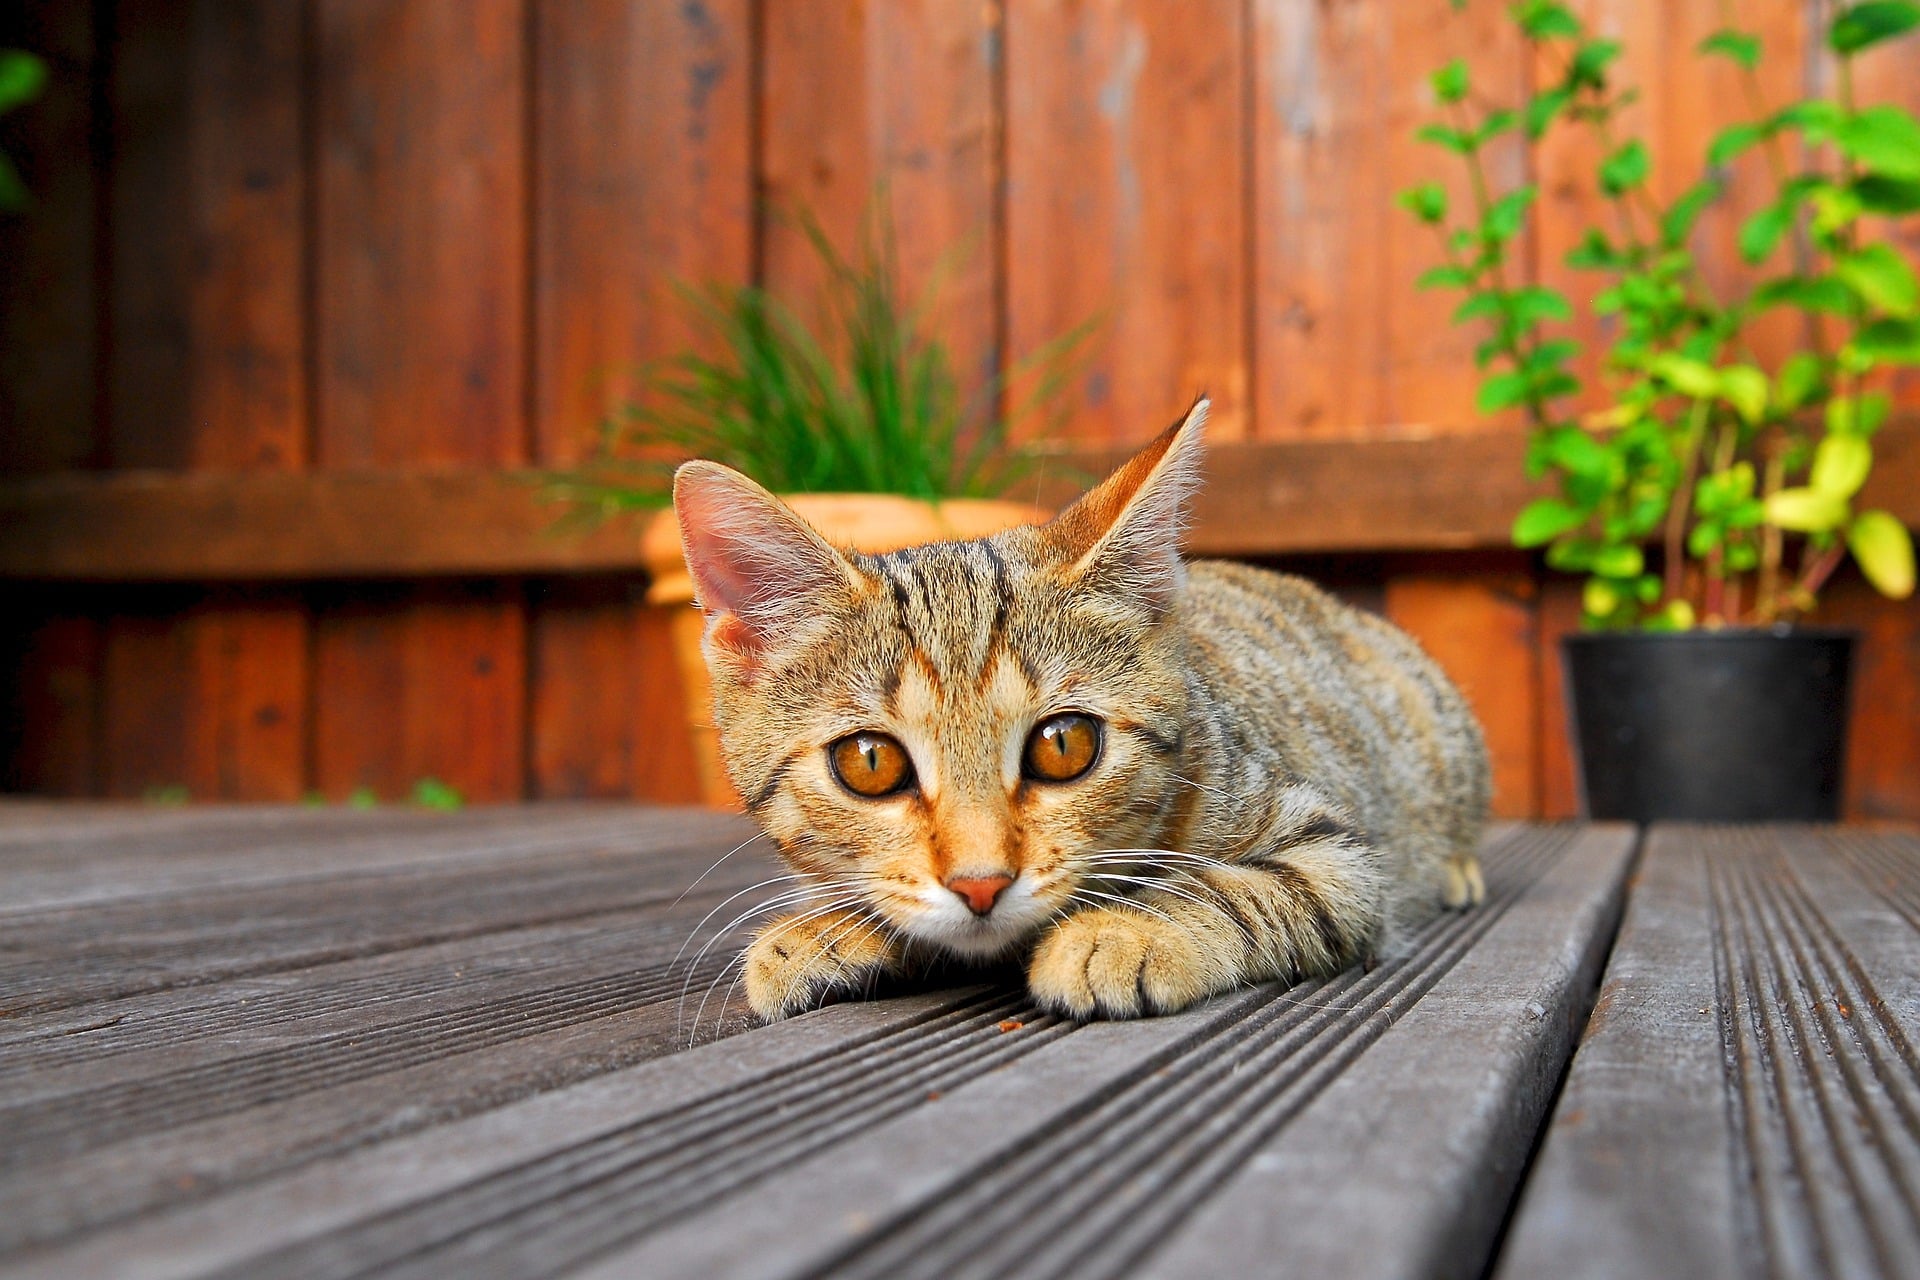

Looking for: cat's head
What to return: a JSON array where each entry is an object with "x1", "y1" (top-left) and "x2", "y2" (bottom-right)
[{"x1": 673, "y1": 400, "x2": 1208, "y2": 959}]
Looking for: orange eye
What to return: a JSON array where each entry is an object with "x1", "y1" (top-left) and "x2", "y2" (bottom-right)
[
  {"x1": 829, "y1": 732, "x2": 915, "y2": 797},
  {"x1": 1024, "y1": 713, "x2": 1101, "y2": 782}
]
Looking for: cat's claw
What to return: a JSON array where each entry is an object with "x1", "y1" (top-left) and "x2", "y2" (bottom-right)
[
  {"x1": 743, "y1": 909, "x2": 902, "y2": 1022},
  {"x1": 1026, "y1": 905, "x2": 1234, "y2": 1020}
]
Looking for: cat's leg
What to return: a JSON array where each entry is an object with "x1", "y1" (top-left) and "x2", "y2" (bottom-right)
[
  {"x1": 743, "y1": 907, "x2": 909, "y2": 1021},
  {"x1": 1443, "y1": 848, "x2": 1486, "y2": 908},
  {"x1": 1028, "y1": 835, "x2": 1384, "y2": 1019}
]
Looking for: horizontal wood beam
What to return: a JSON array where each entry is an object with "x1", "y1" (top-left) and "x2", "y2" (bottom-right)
[{"x1": 3, "y1": 426, "x2": 1916, "y2": 581}]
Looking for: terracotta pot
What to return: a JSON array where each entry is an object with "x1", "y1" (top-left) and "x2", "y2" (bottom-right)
[{"x1": 640, "y1": 494, "x2": 1052, "y2": 807}]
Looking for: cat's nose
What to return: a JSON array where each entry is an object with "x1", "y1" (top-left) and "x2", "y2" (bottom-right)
[{"x1": 946, "y1": 873, "x2": 1014, "y2": 916}]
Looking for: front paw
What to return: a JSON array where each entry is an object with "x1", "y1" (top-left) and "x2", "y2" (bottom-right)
[
  {"x1": 743, "y1": 908, "x2": 901, "y2": 1022},
  {"x1": 1027, "y1": 906, "x2": 1236, "y2": 1019}
]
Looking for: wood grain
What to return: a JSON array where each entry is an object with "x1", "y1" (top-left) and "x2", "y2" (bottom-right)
[
  {"x1": 1007, "y1": 0, "x2": 1249, "y2": 442},
  {"x1": 1386, "y1": 569, "x2": 1541, "y2": 820},
  {"x1": 309, "y1": 0, "x2": 529, "y2": 802}
]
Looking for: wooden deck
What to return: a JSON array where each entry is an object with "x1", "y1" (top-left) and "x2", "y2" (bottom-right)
[{"x1": 0, "y1": 807, "x2": 1915, "y2": 1278}]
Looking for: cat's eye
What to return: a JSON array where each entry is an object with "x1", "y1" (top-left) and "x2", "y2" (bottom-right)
[
  {"x1": 829, "y1": 732, "x2": 915, "y2": 797},
  {"x1": 1024, "y1": 713, "x2": 1102, "y2": 783}
]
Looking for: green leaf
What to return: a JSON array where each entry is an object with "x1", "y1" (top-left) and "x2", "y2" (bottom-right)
[
  {"x1": 1508, "y1": 284, "x2": 1572, "y2": 324},
  {"x1": 1455, "y1": 292, "x2": 1505, "y2": 323},
  {"x1": 1698, "y1": 29, "x2": 1762, "y2": 67},
  {"x1": 410, "y1": 777, "x2": 466, "y2": 811},
  {"x1": 1661, "y1": 179, "x2": 1722, "y2": 247},
  {"x1": 0, "y1": 51, "x2": 47, "y2": 115},
  {"x1": 1830, "y1": 0, "x2": 1920, "y2": 53},
  {"x1": 1649, "y1": 353, "x2": 1721, "y2": 398},
  {"x1": 1765, "y1": 486, "x2": 1851, "y2": 532},
  {"x1": 1599, "y1": 139, "x2": 1651, "y2": 194},
  {"x1": 1751, "y1": 275, "x2": 1855, "y2": 314},
  {"x1": 1688, "y1": 520, "x2": 1725, "y2": 558},
  {"x1": 1416, "y1": 123, "x2": 1477, "y2": 154},
  {"x1": 1525, "y1": 87, "x2": 1571, "y2": 140},
  {"x1": 1774, "y1": 352, "x2": 1826, "y2": 409},
  {"x1": 1848, "y1": 509, "x2": 1917, "y2": 598},
  {"x1": 1478, "y1": 370, "x2": 1533, "y2": 413},
  {"x1": 1546, "y1": 537, "x2": 1599, "y2": 571},
  {"x1": 1812, "y1": 434, "x2": 1873, "y2": 498},
  {"x1": 1718, "y1": 364, "x2": 1769, "y2": 423},
  {"x1": 1571, "y1": 38, "x2": 1623, "y2": 85},
  {"x1": 1513, "y1": 497, "x2": 1589, "y2": 547},
  {"x1": 1854, "y1": 174, "x2": 1920, "y2": 212},
  {"x1": 1398, "y1": 182, "x2": 1449, "y2": 224},
  {"x1": 1485, "y1": 185, "x2": 1538, "y2": 243},
  {"x1": 1738, "y1": 201, "x2": 1795, "y2": 264},
  {"x1": 1542, "y1": 425, "x2": 1613, "y2": 477},
  {"x1": 1828, "y1": 390, "x2": 1891, "y2": 435},
  {"x1": 1565, "y1": 227, "x2": 1619, "y2": 269},
  {"x1": 1835, "y1": 243, "x2": 1920, "y2": 315},
  {"x1": 1477, "y1": 109, "x2": 1520, "y2": 143},
  {"x1": 1708, "y1": 121, "x2": 1768, "y2": 166},
  {"x1": 1417, "y1": 264, "x2": 1476, "y2": 290},
  {"x1": 1582, "y1": 577, "x2": 1621, "y2": 618},
  {"x1": 1852, "y1": 317, "x2": 1920, "y2": 362},
  {"x1": 1837, "y1": 105, "x2": 1920, "y2": 178},
  {"x1": 1432, "y1": 58, "x2": 1470, "y2": 103},
  {"x1": 1775, "y1": 99, "x2": 1844, "y2": 144},
  {"x1": 1591, "y1": 543, "x2": 1645, "y2": 577},
  {"x1": 1517, "y1": 0, "x2": 1583, "y2": 39}
]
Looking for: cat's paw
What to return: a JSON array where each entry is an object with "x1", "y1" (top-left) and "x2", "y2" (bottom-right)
[
  {"x1": 1443, "y1": 854, "x2": 1486, "y2": 909},
  {"x1": 1027, "y1": 905, "x2": 1235, "y2": 1019},
  {"x1": 743, "y1": 909, "x2": 901, "y2": 1022}
]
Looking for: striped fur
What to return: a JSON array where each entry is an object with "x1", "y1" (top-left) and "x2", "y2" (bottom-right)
[{"x1": 674, "y1": 400, "x2": 1490, "y2": 1021}]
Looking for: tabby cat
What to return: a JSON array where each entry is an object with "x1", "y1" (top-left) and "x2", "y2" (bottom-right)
[{"x1": 674, "y1": 399, "x2": 1490, "y2": 1021}]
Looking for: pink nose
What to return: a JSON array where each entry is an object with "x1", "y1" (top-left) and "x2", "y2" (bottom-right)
[{"x1": 947, "y1": 873, "x2": 1014, "y2": 916}]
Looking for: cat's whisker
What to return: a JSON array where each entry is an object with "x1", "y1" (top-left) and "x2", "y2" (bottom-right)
[
  {"x1": 670, "y1": 830, "x2": 771, "y2": 909},
  {"x1": 1083, "y1": 869, "x2": 1220, "y2": 916},
  {"x1": 670, "y1": 872, "x2": 818, "y2": 971},
  {"x1": 687, "y1": 949, "x2": 749, "y2": 1049},
  {"x1": 1068, "y1": 887, "x2": 1186, "y2": 933},
  {"x1": 675, "y1": 886, "x2": 865, "y2": 1027},
  {"x1": 1084, "y1": 848, "x2": 1245, "y2": 872}
]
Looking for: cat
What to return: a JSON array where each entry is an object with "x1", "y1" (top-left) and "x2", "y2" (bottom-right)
[{"x1": 673, "y1": 398, "x2": 1490, "y2": 1021}]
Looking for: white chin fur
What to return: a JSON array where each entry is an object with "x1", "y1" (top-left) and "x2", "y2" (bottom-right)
[{"x1": 899, "y1": 880, "x2": 1053, "y2": 959}]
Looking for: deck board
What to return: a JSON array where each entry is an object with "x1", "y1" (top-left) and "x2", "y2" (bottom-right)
[
  {"x1": 0, "y1": 806, "x2": 1640, "y2": 1277},
  {"x1": 1498, "y1": 824, "x2": 1920, "y2": 1280}
]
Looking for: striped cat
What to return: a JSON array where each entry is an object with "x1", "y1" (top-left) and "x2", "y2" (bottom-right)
[{"x1": 673, "y1": 399, "x2": 1490, "y2": 1021}]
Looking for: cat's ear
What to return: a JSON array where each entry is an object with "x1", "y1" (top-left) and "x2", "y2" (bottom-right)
[
  {"x1": 673, "y1": 461, "x2": 858, "y2": 666},
  {"x1": 1043, "y1": 397, "x2": 1207, "y2": 612}
]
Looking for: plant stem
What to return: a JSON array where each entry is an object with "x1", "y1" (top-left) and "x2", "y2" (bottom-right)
[
  {"x1": 1757, "y1": 445, "x2": 1786, "y2": 623},
  {"x1": 1664, "y1": 398, "x2": 1712, "y2": 603}
]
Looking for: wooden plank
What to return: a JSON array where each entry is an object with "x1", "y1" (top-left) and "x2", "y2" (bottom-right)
[
  {"x1": 310, "y1": 581, "x2": 526, "y2": 805},
  {"x1": 0, "y1": 818, "x2": 1631, "y2": 1278},
  {"x1": 528, "y1": 0, "x2": 750, "y2": 802},
  {"x1": 310, "y1": 0, "x2": 529, "y2": 803},
  {"x1": 1386, "y1": 568, "x2": 1541, "y2": 819},
  {"x1": 1535, "y1": 574, "x2": 1584, "y2": 819},
  {"x1": 632, "y1": 602, "x2": 705, "y2": 804},
  {"x1": 532, "y1": 0, "x2": 751, "y2": 466},
  {"x1": 1006, "y1": 0, "x2": 1249, "y2": 442},
  {"x1": 7, "y1": 421, "x2": 1920, "y2": 579},
  {"x1": 0, "y1": 0, "x2": 100, "y2": 474},
  {"x1": 760, "y1": 0, "x2": 999, "y2": 407},
  {"x1": 1499, "y1": 825, "x2": 1920, "y2": 1280},
  {"x1": 1251, "y1": 0, "x2": 1528, "y2": 438},
  {"x1": 1817, "y1": 574, "x2": 1920, "y2": 822},
  {"x1": 0, "y1": 603, "x2": 99, "y2": 795}
]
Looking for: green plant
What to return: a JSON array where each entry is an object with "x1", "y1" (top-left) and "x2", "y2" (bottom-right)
[
  {"x1": 0, "y1": 50, "x2": 46, "y2": 212},
  {"x1": 552, "y1": 204, "x2": 1093, "y2": 517},
  {"x1": 1403, "y1": 0, "x2": 1918, "y2": 628}
]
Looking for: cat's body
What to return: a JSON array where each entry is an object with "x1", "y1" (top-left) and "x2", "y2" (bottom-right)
[{"x1": 674, "y1": 401, "x2": 1489, "y2": 1021}]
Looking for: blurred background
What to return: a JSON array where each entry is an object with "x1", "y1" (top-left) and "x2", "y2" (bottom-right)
[{"x1": 1, "y1": 0, "x2": 1915, "y2": 819}]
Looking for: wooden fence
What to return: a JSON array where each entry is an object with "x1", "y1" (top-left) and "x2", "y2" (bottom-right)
[{"x1": 2, "y1": 0, "x2": 1917, "y2": 819}]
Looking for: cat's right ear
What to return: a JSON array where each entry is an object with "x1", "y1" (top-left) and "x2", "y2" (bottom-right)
[
  {"x1": 672, "y1": 462, "x2": 858, "y2": 670},
  {"x1": 1042, "y1": 397, "x2": 1207, "y2": 614}
]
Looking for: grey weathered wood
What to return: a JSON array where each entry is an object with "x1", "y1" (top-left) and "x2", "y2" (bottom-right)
[{"x1": 1498, "y1": 825, "x2": 1920, "y2": 1280}]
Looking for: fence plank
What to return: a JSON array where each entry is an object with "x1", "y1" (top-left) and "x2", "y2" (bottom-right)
[
  {"x1": 0, "y1": 0, "x2": 99, "y2": 474},
  {"x1": 1817, "y1": 576, "x2": 1920, "y2": 822},
  {"x1": 1252, "y1": 0, "x2": 1527, "y2": 438},
  {"x1": 1007, "y1": 0, "x2": 1248, "y2": 443},
  {"x1": 310, "y1": 0, "x2": 528, "y2": 802},
  {"x1": 0, "y1": 605, "x2": 100, "y2": 795},
  {"x1": 1387, "y1": 570, "x2": 1540, "y2": 820},
  {"x1": 97, "y1": 0, "x2": 311, "y2": 802}
]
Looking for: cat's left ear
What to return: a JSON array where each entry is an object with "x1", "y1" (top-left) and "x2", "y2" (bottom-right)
[{"x1": 1043, "y1": 397, "x2": 1207, "y2": 614}]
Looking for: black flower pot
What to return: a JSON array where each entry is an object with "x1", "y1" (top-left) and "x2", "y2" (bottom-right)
[{"x1": 1561, "y1": 628, "x2": 1857, "y2": 822}]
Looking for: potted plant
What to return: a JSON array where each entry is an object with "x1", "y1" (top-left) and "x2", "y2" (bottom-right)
[
  {"x1": 1403, "y1": 0, "x2": 1918, "y2": 819},
  {"x1": 553, "y1": 210, "x2": 1089, "y2": 805}
]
